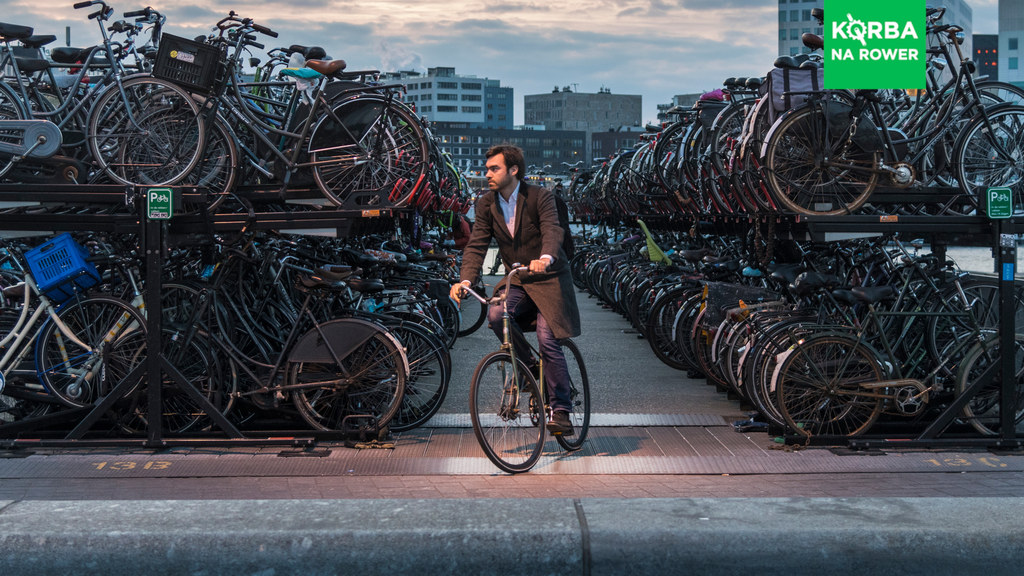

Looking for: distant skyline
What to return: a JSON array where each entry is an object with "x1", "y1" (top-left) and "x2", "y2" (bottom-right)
[{"x1": 6, "y1": 0, "x2": 1001, "y2": 123}]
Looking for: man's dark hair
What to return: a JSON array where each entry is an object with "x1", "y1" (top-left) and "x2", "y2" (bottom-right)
[{"x1": 485, "y1": 144, "x2": 526, "y2": 181}]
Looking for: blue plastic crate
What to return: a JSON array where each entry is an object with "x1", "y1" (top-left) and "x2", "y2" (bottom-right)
[{"x1": 24, "y1": 234, "x2": 100, "y2": 303}]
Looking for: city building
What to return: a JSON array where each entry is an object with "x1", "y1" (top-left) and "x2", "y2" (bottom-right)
[
  {"x1": 975, "y1": 34, "x2": 999, "y2": 81},
  {"x1": 591, "y1": 126, "x2": 648, "y2": 163},
  {"x1": 1001, "y1": 0, "x2": 1024, "y2": 88},
  {"x1": 383, "y1": 67, "x2": 513, "y2": 129},
  {"x1": 428, "y1": 126, "x2": 586, "y2": 179},
  {"x1": 656, "y1": 93, "x2": 702, "y2": 124},
  {"x1": 524, "y1": 86, "x2": 642, "y2": 163}
]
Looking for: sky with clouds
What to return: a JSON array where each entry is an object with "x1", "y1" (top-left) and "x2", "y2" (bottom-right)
[{"x1": 6, "y1": 0, "x2": 1000, "y2": 124}]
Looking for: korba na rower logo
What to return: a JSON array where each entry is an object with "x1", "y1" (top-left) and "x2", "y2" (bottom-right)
[{"x1": 824, "y1": 0, "x2": 925, "y2": 90}]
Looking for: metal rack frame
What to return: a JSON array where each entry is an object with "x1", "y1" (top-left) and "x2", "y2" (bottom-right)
[{"x1": 0, "y1": 184, "x2": 406, "y2": 449}]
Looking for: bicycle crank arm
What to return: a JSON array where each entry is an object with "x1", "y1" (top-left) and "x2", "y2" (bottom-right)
[{"x1": 0, "y1": 120, "x2": 63, "y2": 159}]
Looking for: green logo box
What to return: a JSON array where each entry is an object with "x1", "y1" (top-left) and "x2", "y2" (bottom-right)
[{"x1": 824, "y1": 0, "x2": 926, "y2": 90}]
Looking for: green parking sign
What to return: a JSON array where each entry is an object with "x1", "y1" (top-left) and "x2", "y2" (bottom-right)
[
  {"x1": 147, "y1": 187, "x2": 173, "y2": 220},
  {"x1": 987, "y1": 187, "x2": 1013, "y2": 219}
]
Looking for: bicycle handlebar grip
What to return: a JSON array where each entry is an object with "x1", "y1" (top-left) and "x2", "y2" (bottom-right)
[
  {"x1": 74, "y1": 1, "x2": 96, "y2": 8},
  {"x1": 252, "y1": 23, "x2": 278, "y2": 38},
  {"x1": 123, "y1": 9, "x2": 147, "y2": 17},
  {"x1": 248, "y1": 40, "x2": 265, "y2": 50}
]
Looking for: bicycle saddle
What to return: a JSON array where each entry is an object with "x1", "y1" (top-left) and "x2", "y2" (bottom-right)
[
  {"x1": 802, "y1": 33, "x2": 823, "y2": 51},
  {"x1": 850, "y1": 285, "x2": 897, "y2": 304},
  {"x1": 288, "y1": 44, "x2": 327, "y2": 60},
  {"x1": 22, "y1": 34, "x2": 56, "y2": 49},
  {"x1": 0, "y1": 22, "x2": 33, "y2": 41},
  {"x1": 798, "y1": 59, "x2": 823, "y2": 70},
  {"x1": 789, "y1": 272, "x2": 842, "y2": 298},
  {"x1": 305, "y1": 59, "x2": 347, "y2": 76},
  {"x1": 773, "y1": 55, "x2": 800, "y2": 69},
  {"x1": 314, "y1": 266, "x2": 357, "y2": 282},
  {"x1": 768, "y1": 263, "x2": 805, "y2": 285},
  {"x1": 745, "y1": 77, "x2": 763, "y2": 90},
  {"x1": 13, "y1": 57, "x2": 49, "y2": 73},
  {"x1": 345, "y1": 276, "x2": 385, "y2": 294},
  {"x1": 51, "y1": 47, "x2": 91, "y2": 64}
]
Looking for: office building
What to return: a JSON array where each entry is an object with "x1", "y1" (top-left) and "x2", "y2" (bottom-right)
[
  {"x1": 384, "y1": 67, "x2": 513, "y2": 129},
  {"x1": 524, "y1": 86, "x2": 642, "y2": 162},
  {"x1": 1001, "y1": 0, "x2": 1024, "y2": 88}
]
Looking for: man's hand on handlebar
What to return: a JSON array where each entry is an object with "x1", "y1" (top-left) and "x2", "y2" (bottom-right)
[
  {"x1": 449, "y1": 280, "x2": 471, "y2": 305},
  {"x1": 529, "y1": 256, "x2": 552, "y2": 274}
]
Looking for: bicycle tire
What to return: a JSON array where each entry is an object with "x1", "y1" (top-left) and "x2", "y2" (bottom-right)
[
  {"x1": 775, "y1": 333, "x2": 885, "y2": 438},
  {"x1": 956, "y1": 334, "x2": 1024, "y2": 436},
  {"x1": 954, "y1": 104, "x2": 1024, "y2": 213},
  {"x1": 86, "y1": 76, "x2": 204, "y2": 186},
  {"x1": 309, "y1": 95, "x2": 428, "y2": 208},
  {"x1": 178, "y1": 112, "x2": 238, "y2": 214},
  {"x1": 555, "y1": 338, "x2": 590, "y2": 451},
  {"x1": 456, "y1": 284, "x2": 487, "y2": 338},
  {"x1": 35, "y1": 294, "x2": 147, "y2": 408},
  {"x1": 386, "y1": 320, "x2": 451, "y2": 432},
  {"x1": 763, "y1": 103, "x2": 879, "y2": 216},
  {"x1": 470, "y1": 351, "x2": 545, "y2": 473},
  {"x1": 290, "y1": 318, "x2": 408, "y2": 432},
  {"x1": 0, "y1": 81, "x2": 27, "y2": 181},
  {"x1": 113, "y1": 329, "x2": 223, "y2": 435}
]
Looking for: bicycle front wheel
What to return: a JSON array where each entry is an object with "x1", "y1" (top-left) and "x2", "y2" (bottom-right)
[
  {"x1": 763, "y1": 104, "x2": 879, "y2": 216},
  {"x1": 955, "y1": 104, "x2": 1024, "y2": 214},
  {"x1": 87, "y1": 76, "x2": 204, "y2": 186},
  {"x1": 956, "y1": 334, "x2": 1024, "y2": 436},
  {"x1": 555, "y1": 339, "x2": 590, "y2": 451},
  {"x1": 470, "y1": 351, "x2": 545, "y2": 473},
  {"x1": 35, "y1": 295, "x2": 147, "y2": 408},
  {"x1": 309, "y1": 95, "x2": 428, "y2": 208}
]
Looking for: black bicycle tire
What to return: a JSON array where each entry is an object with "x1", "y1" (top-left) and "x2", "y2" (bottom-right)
[
  {"x1": 470, "y1": 350, "x2": 545, "y2": 473},
  {"x1": 555, "y1": 338, "x2": 590, "y2": 451}
]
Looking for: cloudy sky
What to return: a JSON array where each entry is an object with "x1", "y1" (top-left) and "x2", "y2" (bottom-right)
[{"x1": 7, "y1": 0, "x2": 1000, "y2": 123}]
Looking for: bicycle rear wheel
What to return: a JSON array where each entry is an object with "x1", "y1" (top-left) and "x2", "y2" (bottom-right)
[
  {"x1": 86, "y1": 77, "x2": 204, "y2": 186},
  {"x1": 775, "y1": 333, "x2": 885, "y2": 438},
  {"x1": 309, "y1": 95, "x2": 428, "y2": 208},
  {"x1": 555, "y1": 339, "x2": 590, "y2": 451},
  {"x1": 290, "y1": 319, "x2": 408, "y2": 432},
  {"x1": 470, "y1": 351, "x2": 545, "y2": 473},
  {"x1": 763, "y1": 103, "x2": 879, "y2": 216},
  {"x1": 0, "y1": 82, "x2": 27, "y2": 181}
]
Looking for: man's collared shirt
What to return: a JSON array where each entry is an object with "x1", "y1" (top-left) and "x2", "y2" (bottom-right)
[{"x1": 498, "y1": 182, "x2": 520, "y2": 235}]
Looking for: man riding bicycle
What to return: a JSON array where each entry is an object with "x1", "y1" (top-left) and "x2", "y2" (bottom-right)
[{"x1": 450, "y1": 144, "x2": 582, "y2": 435}]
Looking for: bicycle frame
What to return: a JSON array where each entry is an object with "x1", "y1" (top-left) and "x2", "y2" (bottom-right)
[{"x1": 460, "y1": 265, "x2": 546, "y2": 410}]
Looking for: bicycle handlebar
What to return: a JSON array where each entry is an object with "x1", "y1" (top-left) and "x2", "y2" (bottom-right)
[{"x1": 456, "y1": 264, "x2": 530, "y2": 306}]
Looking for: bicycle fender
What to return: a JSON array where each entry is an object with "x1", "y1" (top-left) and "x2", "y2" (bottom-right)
[{"x1": 287, "y1": 317, "x2": 382, "y2": 364}]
